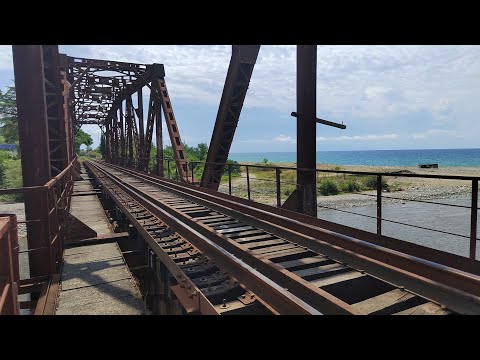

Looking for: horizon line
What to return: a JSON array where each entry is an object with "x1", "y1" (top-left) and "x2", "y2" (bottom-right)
[{"x1": 230, "y1": 147, "x2": 480, "y2": 154}]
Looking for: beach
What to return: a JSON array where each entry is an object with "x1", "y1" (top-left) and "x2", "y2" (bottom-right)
[{"x1": 314, "y1": 164, "x2": 477, "y2": 209}]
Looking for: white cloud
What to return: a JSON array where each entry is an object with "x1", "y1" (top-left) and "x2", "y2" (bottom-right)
[
  {"x1": 273, "y1": 134, "x2": 296, "y2": 143},
  {"x1": 59, "y1": 45, "x2": 480, "y2": 128},
  {"x1": 239, "y1": 134, "x2": 296, "y2": 144},
  {"x1": 3, "y1": 45, "x2": 479, "y2": 150},
  {"x1": 317, "y1": 134, "x2": 399, "y2": 141},
  {"x1": 412, "y1": 129, "x2": 463, "y2": 140},
  {"x1": 0, "y1": 46, "x2": 12, "y2": 71}
]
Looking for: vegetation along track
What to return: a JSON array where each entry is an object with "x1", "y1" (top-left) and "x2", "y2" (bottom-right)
[{"x1": 85, "y1": 160, "x2": 480, "y2": 315}]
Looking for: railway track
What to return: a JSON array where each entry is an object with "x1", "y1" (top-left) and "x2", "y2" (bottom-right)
[{"x1": 85, "y1": 160, "x2": 480, "y2": 315}]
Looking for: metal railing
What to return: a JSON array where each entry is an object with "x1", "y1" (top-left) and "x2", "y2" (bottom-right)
[
  {"x1": 0, "y1": 214, "x2": 20, "y2": 315},
  {"x1": 0, "y1": 158, "x2": 77, "y2": 275},
  {"x1": 129, "y1": 157, "x2": 479, "y2": 262}
]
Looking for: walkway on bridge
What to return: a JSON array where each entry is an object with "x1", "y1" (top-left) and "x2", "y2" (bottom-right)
[{"x1": 55, "y1": 165, "x2": 146, "y2": 315}]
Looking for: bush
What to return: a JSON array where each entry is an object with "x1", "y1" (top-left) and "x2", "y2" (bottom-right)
[
  {"x1": 318, "y1": 179, "x2": 340, "y2": 196},
  {"x1": 224, "y1": 159, "x2": 241, "y2": 176},
  {"x1": 362, "y1": 175, "x2": 388, "y2": 190},
  {"x1": 344, "y1": 179, "x2": 361, "y2": 192}
]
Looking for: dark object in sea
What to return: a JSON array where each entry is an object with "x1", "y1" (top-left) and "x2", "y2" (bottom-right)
[{"x1": 419, "y1": 163, "x2": 439, "y2": 168}]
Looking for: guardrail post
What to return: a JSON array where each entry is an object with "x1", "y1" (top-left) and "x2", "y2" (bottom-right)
[
  {"x1": 246, "y1": 165, "x2": 251, "y2": 200},
  {"x1": 377, "y1": 175, "x2": 382, "y2": 236},
  {"x1": 470, "y1": 179, "x2": 478, "y2": 260},
  {"x1": 185, "y1": 161, "x2": 189, "y2": 183},
  {"x1": 191, "y1": 162, "x2": 195, "y2": 184},
  {"x1": 276, "y1": 168, "x2": 281, "y2": 207},
  {"x1": 228, "y1": 164, "x2": 232, "y2": 196}
]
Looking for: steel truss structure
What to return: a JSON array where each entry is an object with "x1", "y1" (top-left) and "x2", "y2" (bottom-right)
[{"x1": 67, "y1": 56, "x2": 188, "y2": 179}]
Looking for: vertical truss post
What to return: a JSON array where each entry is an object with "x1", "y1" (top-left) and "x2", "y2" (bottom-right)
[
  {"x1": 113, "y1": 111, "x2": 119, "y2": 163},
  {"x1": 119, "y1": 100, "x2": 125, "y2": 165},
  {"x1": 155, "y1": 91, "x2": 164, "y2": 176},
  {"x1": 157, "y1": 78, "x2": 188, "y2": 181},
  {"x1": 43, "y1": 45, "x2": 69, "y2": 176},
  {"x1": 12, "y1": 45, "x2": 52, "y2": 277},
  {"x1": 105, "y1": 118, "x2": 111, "y2": 161},
  {"x1": 296, "y1": 45, "x2": 318, "y2": 217},
  {"x1": 144, "y1": 83, "x2": 156, "y2": 172},
  {"x1": 126, "y1": 98, "x2": 134, "y2": 166},
  {"x1": 137, "y1": 88, "x2": 145, "y2": 169},
  {"x1": 60, "y1": 53, "x2": 73, "y2": 165}
]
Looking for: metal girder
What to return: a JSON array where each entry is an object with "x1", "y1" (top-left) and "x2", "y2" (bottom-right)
[
  {"x1": 200, "y1": 45, "x2": 260, "y2": 190},
  {"x1": 66, "y1": 56, "x2": 157, "y2": 127},
  {"x1": 296, "y1": 45, "x2": 317, "y2": 217},
  {"x1": 157, "y1": 79, "x2": 188, "y2": 181},
  {"x1": 144, "y1": 88, "x2": 156, "y2": 170},
  {"x1": 12, "y1": 45, "x2": 53, "y2": 277},
  {"x1": 67, "y1": 55, "x2": 187, "y2": 178}
]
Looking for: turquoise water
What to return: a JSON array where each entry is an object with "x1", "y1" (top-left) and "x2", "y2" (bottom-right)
[{"x1": 229, "y1": 148, "x2": 480, "y2": 167}]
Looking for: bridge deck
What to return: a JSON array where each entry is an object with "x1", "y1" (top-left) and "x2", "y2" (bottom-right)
[{"x1": 56, "y1": 166, "x2": 146, "y2": 315}]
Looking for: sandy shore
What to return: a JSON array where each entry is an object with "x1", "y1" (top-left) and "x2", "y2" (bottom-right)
[{"x1": 314, "y1": 164, "x2": 477, "y2": 209}]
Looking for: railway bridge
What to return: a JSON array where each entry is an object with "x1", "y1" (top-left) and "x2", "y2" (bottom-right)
[{"x1": 1, "y1": 45, "x2": 479, "y2": 315}]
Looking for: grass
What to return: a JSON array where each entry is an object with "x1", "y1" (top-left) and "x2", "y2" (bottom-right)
[{"x1": 0, "y1": 157, "x2": 23, "y2": 202}]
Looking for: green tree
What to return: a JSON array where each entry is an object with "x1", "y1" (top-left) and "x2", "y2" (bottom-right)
[
  {"x1": 0, "y1": 86, "x2": 19, "y2": 144},
  {"x1": 75, "y1": 128, "x2": 93, "y2": 153},
  {"x1": 99, "y1": 134, "x2": 106, "y2": 158},
  {"x1": 0, "y1": 161, "x2": 5, "y2": 187}
]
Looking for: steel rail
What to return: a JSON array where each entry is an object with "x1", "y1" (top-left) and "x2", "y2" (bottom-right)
[
  {"x1": 87, "y1": 161, "x2": 353, "y2": 314},
  {"x1": 91, "y1": 161, "x2": 480, "y2": 314},
  {"x1": 87, "y1": 162, "x2": 322, "y2": 315}
]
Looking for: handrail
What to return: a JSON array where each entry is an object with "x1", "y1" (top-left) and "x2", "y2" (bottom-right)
[{"x1": 45, "y1": 157, "x2": 77, "y2": 189}]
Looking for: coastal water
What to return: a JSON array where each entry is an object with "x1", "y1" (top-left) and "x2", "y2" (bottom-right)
[
  {"x1": 229, "y1": 148, "x2": 480, "y2": 167},
  {"x1": 318, "y1": 196, "x2": 480, "y2": 259}
]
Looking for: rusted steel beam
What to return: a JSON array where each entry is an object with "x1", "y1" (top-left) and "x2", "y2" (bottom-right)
[
  {"x1": 296, "y1": 45, "x2": 317, "y2": 217},
  {"x1": 157, "y1": 78, "x2": 188, "y2": 181},
  {"x1": 137, "y1": 88, "x2": 145, "y2": 168},
  {"x1": 155, "y1": 95, "x2": 164, "y2": 176},
  {"x1": 12, "y1": 45, "x2": 52, "y2": 277},
  {"x1": 127, "y1": 95, "x2": 140, "y2": 167},
  {"x1": 144, "y1": 86, "x2": 156, "y2": 170},
  {"x1": 125, "y1": 96, "x2": 134, "y2": 166},
  {"x1": 43, "y1": 45, "x2": 69, "y2": 175},
  {"x1": 201, "y1": 45, "x2": 260, "y2": 190},
  {"x1": 64, "y1": 231, "x2": 129, "y2": 248},
  {"x1": 290, "y1": 112, "x2": 346, "y2": 129},
  {"x1": 119, "y1": 101, "x2": 126, "y2": 165}
]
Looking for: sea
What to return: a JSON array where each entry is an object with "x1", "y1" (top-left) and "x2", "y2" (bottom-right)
[{"x1": 229, "y1": 148, "x2": 480, "y2": 167}]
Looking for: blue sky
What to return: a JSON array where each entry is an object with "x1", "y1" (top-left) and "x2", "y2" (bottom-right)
[{"x1": 1, "y1": 45, "x2": 479, "y2": 152}]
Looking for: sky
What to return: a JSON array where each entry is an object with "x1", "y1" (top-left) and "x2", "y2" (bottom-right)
[{"x1": 1, "y1": 45, "x2": 479, "y2": 152}]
